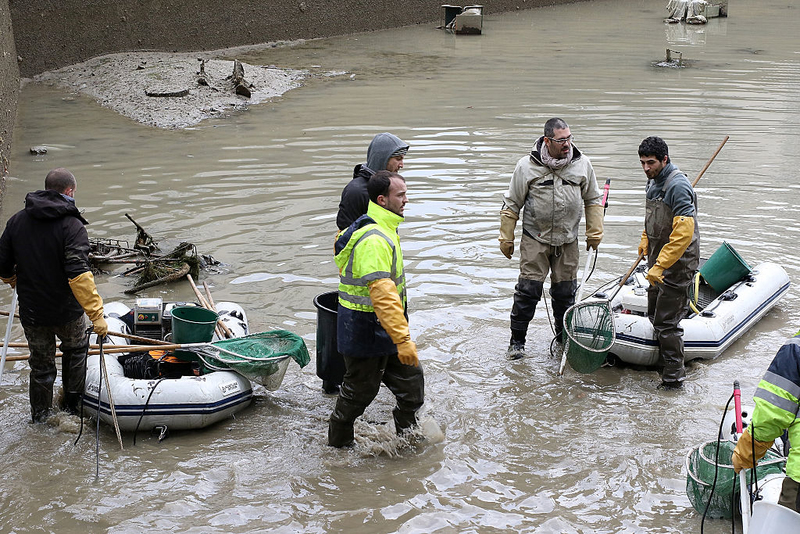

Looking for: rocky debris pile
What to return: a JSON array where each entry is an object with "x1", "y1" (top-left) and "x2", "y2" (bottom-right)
[{"x1": 32, "y1": 50, "x2": 311, "y2": 129}]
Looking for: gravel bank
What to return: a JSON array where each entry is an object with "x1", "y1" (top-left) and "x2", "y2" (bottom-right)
[{"x1": 30, "y1": 45, "x2": 342, "y2": 129}]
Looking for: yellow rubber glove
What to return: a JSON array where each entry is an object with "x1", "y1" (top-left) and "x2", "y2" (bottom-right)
[
  {"x1": 68, "y1": 271, "x2": 108, "y2": 337},
  {"x1": 584, "y1": 204, "x2": 604, "y2": 250},
  {"x1": 638, "y1": 229, "x2": 649, "y2": 257},
  {"x1": 397, "y1": 340, "x2": 419, "y2": 367},
  {"x1": 646, "y1": 264, "x2": 664, "y2": 285},
  {"x1": 655, "y1": 216, "x2": 695, "y2": 270},
  {"x1": 369, "y1": 278, "x2": 419, "y2": 367},
  {"x1": 647, "y1": 216, "x2": 695, "y2": 285},
  {"x1": 0, "y1": 274, "x2": 16, "y2": 289},
  {"x1": 732, "y1": 428, "x2": 775, "y2": 473},
  {"x1": 499, "y1": 209, "x2": 518, "y2": 259}
]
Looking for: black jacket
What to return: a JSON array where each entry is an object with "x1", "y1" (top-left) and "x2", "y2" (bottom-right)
[
  {"x1": 0, "y1": 190, "x2": 90, "y2": 326},
  {"x1": 336, "y1": 164, "x2": 373, "y2": 231}
]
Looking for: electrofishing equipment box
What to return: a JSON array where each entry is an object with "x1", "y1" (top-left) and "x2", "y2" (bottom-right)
[{"x1": 134, "y1": 298, "x2": 163, "y2": 327}]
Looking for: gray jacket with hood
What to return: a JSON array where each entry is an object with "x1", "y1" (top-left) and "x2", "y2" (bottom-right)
[{"x1": 336, "y1": 133, "x2": 408, "y2": 230}]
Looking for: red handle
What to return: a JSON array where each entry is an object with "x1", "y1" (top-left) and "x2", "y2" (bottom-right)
[
  {"x1": 601, "y1": 178, "x2": 611, "y2": 208},
  {"x1": 734, "y1": 380, "x2": 743, "y2": 434}
]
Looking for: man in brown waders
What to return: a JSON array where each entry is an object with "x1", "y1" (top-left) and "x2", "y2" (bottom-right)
[
  {"x1": 0, "y1": 168, "x2": 109, "y2": 422},
  {"x1": 637, "y1": 137, "x2": 699, "y2": 390}
]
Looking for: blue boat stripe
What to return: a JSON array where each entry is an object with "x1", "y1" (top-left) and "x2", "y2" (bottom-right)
[
  {"x1": 762, "y1": 371, "x2": 800, "y2": 400},
  {"x1": 83, "y1": 388, "x2": 253, "y2": 418},
  {"x1": 754, "y1": 388, "x2": 800, "y2": 416}
]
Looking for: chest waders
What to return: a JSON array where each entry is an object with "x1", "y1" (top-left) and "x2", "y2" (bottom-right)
[{"x1": 645, "y1": 170, "x2": 700, "y2": 384}]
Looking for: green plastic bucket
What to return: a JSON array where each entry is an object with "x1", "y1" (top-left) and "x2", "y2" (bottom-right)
[
  {"x1": 685, "y1": 440, "x2": 785, "y2": 519},
  {"x1": 171, "y1": 306, "x2": 218, "y2": 344},
  {"x1": 699, "y1": 242, "x2": 752, "y2": 292}
]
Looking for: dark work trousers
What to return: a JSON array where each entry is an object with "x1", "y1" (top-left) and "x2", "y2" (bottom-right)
[
  {"x1": 778, "y1": 476, "x2": 800, "y2": 512},
  {"x1": 647, "y1": 281, "x2": 691, "y2": 383},
  {"x1": 22, "y1": 314, "x2": 89, "y2": 422},
  {"x1": 510, "y1": 234, "x2": 578, "y2": 341},
  {"x1": 328, "y1": 353, "x2": 425, "y2": 447}
]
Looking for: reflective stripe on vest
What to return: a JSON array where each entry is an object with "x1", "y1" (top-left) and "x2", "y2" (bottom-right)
[{"x1": 338, "y1": 226, "x2": 405, "y2": 312}]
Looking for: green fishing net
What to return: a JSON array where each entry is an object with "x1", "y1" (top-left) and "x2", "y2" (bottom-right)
[
  {"x1": 198, "y1": 331, "x2": 310, "y2": 391},
  {"x1": 685, "y1": 440, "x2": 784, "y2": 519},
  {"x1": 564, "y1": 301, "x2": 615, "y2": 374}
]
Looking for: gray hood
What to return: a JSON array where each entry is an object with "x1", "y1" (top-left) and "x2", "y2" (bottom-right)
[{"x1": 364, "y1": 133, "x2": 409, "y2": 173}]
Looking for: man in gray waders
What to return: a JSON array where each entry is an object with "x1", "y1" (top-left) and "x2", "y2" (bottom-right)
[
  {"x1": 0, "y1": 168, "x2": 109, "y2": 422},
  {"x1": 637, "y1": 137, "x2": 699, "y2": 390},
  {"x1": 499, "y1": 118, "x2": 605, "y2": 359}
]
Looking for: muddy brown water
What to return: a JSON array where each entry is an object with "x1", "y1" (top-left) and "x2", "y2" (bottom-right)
[{"x1": 1, "y1": 0, "x2": 799, "y2": 532}]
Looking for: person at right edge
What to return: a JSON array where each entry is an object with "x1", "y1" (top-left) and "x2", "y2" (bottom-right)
[
  {"x1": 0, "y1": 168, "x2": 108, "y2": 422},
  {"x1": 328, "y1": 170, "x2": 424, "y2": 447},
  {"x1": 732, "y1": 330, "x2": 800, "y2": 513},
  {"x1": 637, "y1": 136, "x2": 699, "y2": 390},
  {"x1": 499, "y1": 118, "x2": 604, "y2": 359}
]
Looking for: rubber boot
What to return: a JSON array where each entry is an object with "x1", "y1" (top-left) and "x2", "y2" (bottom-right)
[
  {"x1": 29, "y1": 365, "x2": 56, "y2": 423},
  {"x1": 63, "y1": 392, "x2": 82, "y2": 416},
  {"x1": 393, "y1": 407, "x2": 418, "y2": 435},
  {"x1": 550, "y1": 280, "x2": 577, "y2": 343},
  {"x1": 507, "y1": 328, "x2": 527, "y2": 360},
  {"x1": 328, "y1": 420, "x2": 355, "y2": 448},
  {"x1": 510, "y1": 277, "x2": 543, "y2": 332}
]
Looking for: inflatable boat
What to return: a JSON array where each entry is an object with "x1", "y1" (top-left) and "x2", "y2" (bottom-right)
[
  {"x1": 595, "y1": 261, "x2": 790, "y2": 367},
  {"x1": 82, "y1": 299, "x2": 255, "y2": 433}
]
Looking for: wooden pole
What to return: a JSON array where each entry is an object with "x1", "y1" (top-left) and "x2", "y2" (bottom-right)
[{"x1": 203, "y1": 281, "x2": 233, "y2": 339}]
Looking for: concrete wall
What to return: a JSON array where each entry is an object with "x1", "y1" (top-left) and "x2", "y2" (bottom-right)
[
  {"x1": 0, "y1": 0, "x2": 18, "y2": 205},
  {"x1": 9, "y1": 0, "x2": 577, "y2": 77}
]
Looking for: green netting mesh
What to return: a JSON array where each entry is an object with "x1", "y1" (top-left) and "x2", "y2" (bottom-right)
[
  {"x1": 685, "y1": 440, "x2": 785, "y2": 519},
  {"x1": 198, "y1": 331, "x2": 310, "y2": 391},
  {"x1": 564, "y1": 301, "x2": 615, "y2": 374}
]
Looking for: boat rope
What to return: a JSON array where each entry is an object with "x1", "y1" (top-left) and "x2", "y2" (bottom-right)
[{"x1": 132, "y1": 377, "x2": 167, "y2": 446}]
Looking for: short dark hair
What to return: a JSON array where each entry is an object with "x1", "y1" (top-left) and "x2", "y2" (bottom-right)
[
  {"x1": 638, "y1": 136, "x2": 669, "y2": 161},
  {"x1": 368, "y1": 171, "x2": 404, "y2": 203},
  {"x1": 44, "y1": 168, "x2": 77, "y2": 193},
  {"x1": 544, "y1": 118, "x2": 569, "y2": 138}
]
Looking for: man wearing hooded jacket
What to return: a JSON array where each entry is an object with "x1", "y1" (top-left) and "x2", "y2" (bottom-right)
[
  {"x1": 499, "y1": 118, "x2": 605, "y2": 359},
  {"x1": 637, "y1": 136, "x2": 699, "y2": 390},
  {"x1": 328, "y1": 171, "x2": 424, "y2": 447},
  {"x1": 0, "y1": 168, "x2": 108, "y2": 422},
  {"x1": 336, "y1": 132, "x2": 409, "y2": 231}
]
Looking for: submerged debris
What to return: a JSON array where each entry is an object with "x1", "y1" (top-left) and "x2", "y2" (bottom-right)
[{"x1": 89, "y1": 216, "x2": 221, "y2": 293}]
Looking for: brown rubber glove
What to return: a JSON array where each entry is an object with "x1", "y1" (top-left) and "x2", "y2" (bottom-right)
[
  {"x1": 732, "y1": 428, "x2": 774, "y2": 473},
  {"x1": 584, "y1": 204, "x2": 604, "y2": 250},
  {"x1": 499, "y1": 209, "x2": 518, "y2": 259}
]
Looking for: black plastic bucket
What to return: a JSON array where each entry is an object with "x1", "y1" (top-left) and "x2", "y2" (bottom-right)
[{"x1": 313, "y1": 291, "x2": 345, "y2": 393}]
